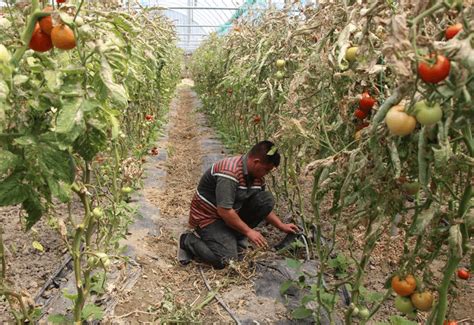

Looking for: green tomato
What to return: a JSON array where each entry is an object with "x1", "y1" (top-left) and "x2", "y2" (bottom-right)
[
  {"x1": 0, "y1": 44, "x2": 11, "y2": 63},
  {"x1": 402, "y1": 182, "x2": 420, "y2": 195},
  {"x1": 413, "y1": 100, "x2": 442, "y2": 126},
  {"x1": 275, "y1": 71, "x2": 285, "y2": 80},
  {"x1": 352, "y1": 307, "x2": 359, "y2": 316},
  {"x1": 345, "y1": 47, "x2": 358, "y2": 62},
  {"x1": 121, "y1": 187, "x2": 133, "y2": 194},
  {"x1": 359, "y1": 308, "x2": 369, "y2": 320},
  {"x1": 276, "y1": 59, "x2": 286, "y2": 69},
  {"x1": 95, "y1": 252, "x2": 111, "y2": 267},
  {"x1": 394, "y1": 296, "x2": 415, "y2": 314},
  {"x1": 92, "y1": 207, "x2": 104, "y2": 218}
]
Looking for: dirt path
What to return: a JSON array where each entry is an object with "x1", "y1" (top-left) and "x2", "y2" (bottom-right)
[{"x1": 108, "y1": 81, "x2": 296, "y2": 324}]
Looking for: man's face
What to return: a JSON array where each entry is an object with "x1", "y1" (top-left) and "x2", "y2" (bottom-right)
[{"x1": 249, "y1": 158, "x2": 275, "y2": 178}]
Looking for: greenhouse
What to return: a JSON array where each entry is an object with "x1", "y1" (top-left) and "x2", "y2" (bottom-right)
[{"x1": 0, "y1": 0, "x2": 472, "y2": 324}]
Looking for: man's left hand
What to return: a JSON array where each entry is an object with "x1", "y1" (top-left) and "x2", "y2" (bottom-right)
[{"x1": 280, "y1": 223, "x2": 300, "y2": 234}]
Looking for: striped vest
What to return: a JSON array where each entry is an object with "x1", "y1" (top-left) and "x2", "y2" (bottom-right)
[{"x1": 189, "y1": 155, "x2": 265, "y2": 228}]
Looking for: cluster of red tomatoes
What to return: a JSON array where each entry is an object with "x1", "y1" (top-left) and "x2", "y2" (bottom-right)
[
  {"x1": 29, "y1": 5, "x2": 76, "y2": 52},
  {"x1": 384, "y1": 23, "x2": 463, "y2": 137},
  {"x1": 354, "y1": 91, "x2": 376, "y2": 120}
]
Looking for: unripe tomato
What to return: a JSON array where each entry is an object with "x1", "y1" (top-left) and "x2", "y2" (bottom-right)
[
  {"x1": 92, "y1": 207, "x2": 104, "y2": 218},
  {"x1": 121, "y1": 187, "x2": 133, "y2": 194},
  {"x1": 51, "y1": 24, "x2": 76, "y2": 50},
  {"x1": 345, "y1": 47, "x2": 358, "y2": 62},
  {"x1": 394, "y1": 296, "x2": 415, "y2": 314},
  {"x1": 352, "y1": 307, "x2": 359, "y2": 316},
  {"x1": 275, "y1": 71, "x2": 285, "y2": 80},
  {"x1": 354, "y1": 109, "x2": 367, "y2": 120},
  {"x1": 418, "y1": 55, "x2": 451, "y2": 84},
  {"x1": 275, "y1": 59, "x2": 286, "y2": 69},
  {"x1": 359, "y1": 92, "x2": 376, "y2": 112},
  {"x1": 402, "y1": 182, "x2": 420, "y2": 195},
  {"x1": 95, "y1": 252, "x2": 111, "y2": 267},
  {"x1": 445, "y1": 23, "x2": 463, "y2": 40},
  {"x1": 385, "y1": 105, "x2": 416, "y2": 136},
  {"x1": 358, "y1": 308, "x2": 369, "y2": 320},
  {"x1": 413, "y1": 101, "x2": 442, "y2": 126},
  {"x1": 457, "y1": 268, "x2": 469, "y2": 280},
  {"x1": 410, "y1": 291, "x2": 433, "y2": 311},
  {"x1": 0, "y1": 44, "x2": 11, "y2": 63},
  {"x1": 391, "y1": 274, "x2": 417, "y2": 296}
]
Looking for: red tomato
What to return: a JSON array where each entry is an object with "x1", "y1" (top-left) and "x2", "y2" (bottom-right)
[
  {"x1": 359, "y1": 92, "x2": 376, "y2": 112},
  {"x1": 145, "y1": 114, "x2": 153, "y2": 121},
  {"x1": 418, "y1": 55, "x2": 451, "y2": 83},
  {"x1": 354, "y1": 109, "x2": 368, "y2": 120},
  {"x1": 457, "y1": 268, "x2": 470, "y2": 280},
  {"x1": 445, "y1": 23, "x2": 463, "y2": 40},
  {"x1": 57, "y1": 0, "x2": 66, "y2": 3},
  {"x1": 29, "y1": 23, "x2": 53, "y2": 52},
  {"x1": 444, "y1": 321, "x2": 457, "y2": 325},
  {"x1": 355, "y1": 122, "x2": 369, "y2": 131},
  {"x1": 253, "y1": 115, "x2": 262, "y2": 124}
]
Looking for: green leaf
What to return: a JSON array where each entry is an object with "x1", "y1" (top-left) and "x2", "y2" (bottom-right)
[
  {"x1": 14, "y1": 135, "x2": 36, "y2": 146},
  {"x1": 280, "y1": 279, "x2": 294, "y2": 295},
  {"x1": 99, "y1": 56, "x2": 128, "y2": 108},
  {"x1": 55, "y1": 97, "x2": 85, "y2": 143},
  {"x1": 0, "y1": 150, "x2": 19, "y2": 176},
  {"x1": 291, "y1": 306, "x2": 312, "y2": 320},
  {"x1": 23, "y1": 194, "x2": 43, "y2": 230},
  {"x1": 48, "y1": 314, "x2": 70, "y2": 324},
  {"x1": 47, "y1": 178, "x2": 72, "y2": 203},
  {"x1": 388, "y1": 315, "x2": 418, "y2": 325},
  {"x1": 44, "y1": 70, "x2": 62, "y2": 92},
  {"x1": 62, "y1": 289, "x2": 78, "y2": 301},
  {"x1": 81, "y1": 304, "x2": 104, "y2": 321},
  {"x1": 0, "y1": 173, "x2": 28, "y2": 206},
  {"x1": 58, "y1": 12, "x2": 74, "y2": 25},
  {"x1": 286, "y1": 258, "x2": 302, "y2": 269},
  {"x1": 13, "y1": 74, "x2": 28, "y2": 86},
  {"x1": 301, "y1": 294, "x2": 317, "y2": 305}
]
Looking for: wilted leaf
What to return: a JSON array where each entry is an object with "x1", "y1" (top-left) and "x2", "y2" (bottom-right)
[{"x1": 32, "y1": 241, "x2": 44, "y2": 252}]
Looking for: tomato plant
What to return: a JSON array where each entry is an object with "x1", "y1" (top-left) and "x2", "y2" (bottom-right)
[
  {"x1": 354, "y1": 109, "x2": 367, "y2": 120},
  {"x1": 418, "y1": 55, "x2": 451, "y2": 84},
  {"x1": 394, "y1": 296, "x2": 415, "y2": 314},
  {"x1": 385, "y1": 105, "x2": 417, "y2": 136},
  {"x1": 359, "y1": 92, "x2": 375, "y2": 112},
  {"x1": 29, "y1": 23, "x2": 53, "y2": 52},
  {"x1": 345, "y1": 46, "x2": 358, "y2": 62},
  {"x1": 445, "y1": 23, "x2": 463, "y2": 40},
  {"x1": 413, "y1": 100, "x2": 442, "y2": 126},
  {"x1": 276, "y1": 59, "x2": 286, "y2": 69},
  {"x1": 39, "y1": 7, "x2": 53, "y2": 35},
  {"x1": 392, "y1": 275, "x2": 417, "y2": 296},
  {"x1": 410, "y1": 291, "x2": 433, "y2": 311},
  {"x1": 457, "y1": 268, "x2": 469, "y2": 280},
  {"x1": 51, "y1": 24, "x2": 76, "y2": 50}
]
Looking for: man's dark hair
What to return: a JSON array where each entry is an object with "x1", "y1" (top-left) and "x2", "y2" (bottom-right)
[{"x1": 248, "y1": 141, "x2": 280, "y2": 167}]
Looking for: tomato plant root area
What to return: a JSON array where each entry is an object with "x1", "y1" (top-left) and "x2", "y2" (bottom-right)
[{"x1": 0, "y1": 202, "x2": 81, "y2": 323}]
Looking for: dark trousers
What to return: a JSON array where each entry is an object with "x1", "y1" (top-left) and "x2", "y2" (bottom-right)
[{"x1": 183, "y1": 191, "x2": 274, "y2": 269}]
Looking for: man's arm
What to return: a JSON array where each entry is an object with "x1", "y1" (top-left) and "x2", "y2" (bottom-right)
[
  {"x1": 266, "y1": 211, "x2": 300, "y2": 234},
  {"x1": 217, "y1": 207, "x2": 268, "y2": 248}
]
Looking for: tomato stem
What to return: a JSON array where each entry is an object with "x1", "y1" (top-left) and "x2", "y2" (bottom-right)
[{"x1": 434, "y1": 255, "x2": 461, "y2": 325}]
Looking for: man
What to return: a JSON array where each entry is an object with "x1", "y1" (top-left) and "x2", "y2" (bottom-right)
[{"x1": 178, "y1": 140, "x2": 299, "y2": 269}]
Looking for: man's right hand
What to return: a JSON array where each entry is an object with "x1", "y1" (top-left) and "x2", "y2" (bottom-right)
[{"x1": 246, "y1": 229, "x2": 268, "y2": 248}]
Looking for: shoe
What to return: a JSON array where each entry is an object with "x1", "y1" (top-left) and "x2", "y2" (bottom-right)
[{"x1": 177, "y1": 232, "x2": 193, "y2": 266}]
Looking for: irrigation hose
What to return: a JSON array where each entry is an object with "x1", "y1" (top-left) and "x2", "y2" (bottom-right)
[{"x1": 198, "y1": 265, "x2": 242, "y2": 325}]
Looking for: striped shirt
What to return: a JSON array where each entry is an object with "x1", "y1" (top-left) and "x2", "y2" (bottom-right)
[{"x1": 189, "y1": 154, "x2": 265, "y2": 229}]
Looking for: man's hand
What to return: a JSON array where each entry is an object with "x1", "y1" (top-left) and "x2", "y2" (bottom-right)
[
  {"x1": 246, "y1": 229, "x2": 268, "y2": 248},
  {"x1": 279, "y1": 223, "x2": 300, "y2": 234}
]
